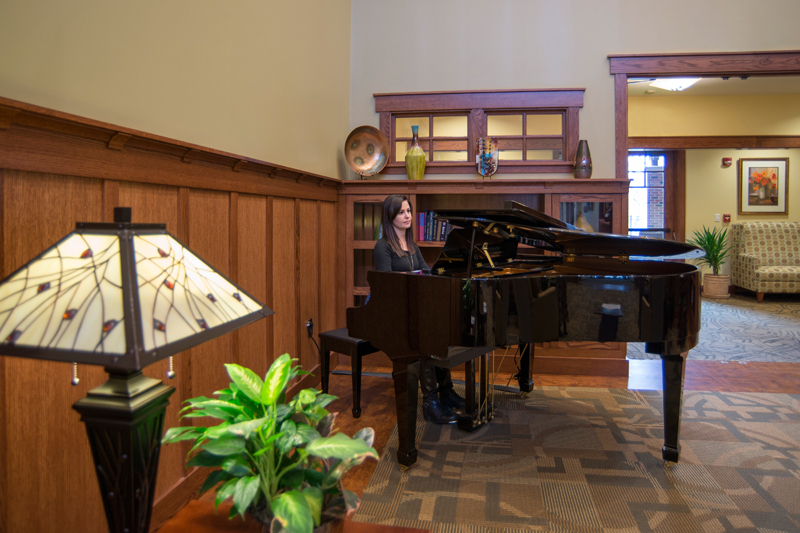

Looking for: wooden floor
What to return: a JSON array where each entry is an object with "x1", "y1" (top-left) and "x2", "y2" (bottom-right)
[{"x1": 331, "y1": 360, "x2": 800, "y2": 498}]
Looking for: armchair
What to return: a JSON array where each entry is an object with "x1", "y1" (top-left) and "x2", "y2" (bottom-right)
[{"x1": 730, "y1": 222, "x2": 800, "y2": 302}]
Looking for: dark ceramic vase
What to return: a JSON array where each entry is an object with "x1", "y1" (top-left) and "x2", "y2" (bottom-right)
[{"x1": 573, "y1": 139, "x2": 592, "y2": 179}]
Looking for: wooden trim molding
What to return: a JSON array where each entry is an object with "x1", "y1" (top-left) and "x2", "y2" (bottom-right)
[
  {"x1": 376, "y1": 88, "x2": 585, "y2": 176},
  {"x1": 630, "y1": 135, "x2": 800, "y2": 149},
  {"x1": 0, "y1": 96, "x2": 340, "y2": 201},
  {"x1": 610, "y1": 49, "x2": 800, "y2": 209},
  {"x1": 374, "y1": 88, "x2": 585, "y2": 112},
  {"x1": 609, "y1": 50, "x2": 800, "y2": 76}
]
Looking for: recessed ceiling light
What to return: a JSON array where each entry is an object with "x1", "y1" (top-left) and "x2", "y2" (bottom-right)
[{"x1": 650, "y1": 78, "x2": 701, "y2": 91}]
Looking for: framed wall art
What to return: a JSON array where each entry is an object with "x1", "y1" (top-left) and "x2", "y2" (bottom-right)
[{"x1": 738, "y1": 158, "x2": 789, "y2": 215}]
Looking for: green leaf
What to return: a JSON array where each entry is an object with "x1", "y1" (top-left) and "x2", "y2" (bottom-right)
[
  {"x1": 272, "y1": 490, "x2": 314, "y2": 533},
  {"x1": 296, "y1": 389, "x2": 316, "y2": 405},
  {"x1": 225, "y1": 364, "x2": 264, "y2": 403},
  {"x1": 687, "y1": 225, "x2": 731, "y2": 276},
  {"x1": 202, "y1": 436, "x2": 246, "y2": 456},
  {"x1": 295, "y1": 424, "x2": 322, "y2": 444},
  {"x1": 300, "y1": 486, "x2": 323, "y2": 527},
  {"x1": 226, "y1": 418, "x2": 266, "y2": 438},
  {"x1": 280, "y1": 468, "x2": 304, "y2": 489},
  {"x1": 162, "y1": 426, "x2": 203, "y2": 444},
  {"x1": 342, "y1": 488, "x2": 359, "y2": 512},
  {"x1": 301, "y1": 468, "x2": 325, "y2": 486},
  {"x1": 275, "y1": 404, "x2": 293, "y2": 423},
  {"x1": 277, "y1": 420, "x2": 302, "y2": 454},
  {"x1": 305, "y1": 433, "x2": 378, "y2": 461},
  {"x1": 314, "y1": 394, "x2": 338, "y2": 409},
  {"x1": 215, "y1": 478, "x2": 238, "y2": 509},
  {"x1": 198, "y1": 469, "x2": 230, "y2": 495},
  {"x1": 262, "y1": 353, "x2": 292, "y2": 406},
  {"x1": 353, "y1": 427, "x2": 375, "y2": 448},
  {"x1": 221, "y1": 455, "x2": 254, "y2": 477},
  {"x1": 181, "y1": 406, "x2": 235, "y2": 420},
  {"x1": 228, "y1": 503, "x2": 240, "y2": 520},
  {"x1": 187, "y1": 450, "x2": 227, "y2": 468},
  {"x1": 233, "y1": 476, "x2": 261, "y2": 519},
  {"x1": 186, "y1": 399, "x2": 244, "y2": 415},
  {"x1": 316, "y1": 413, "x2": 335, "y2": 437}
]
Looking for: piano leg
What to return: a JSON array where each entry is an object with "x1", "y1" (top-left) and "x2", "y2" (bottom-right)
[
  {"x1": 517, "y1": 343, "x2": 535, "y2": 393},
  {"x1": 392, "y1": 359, "x2": 419, "y2": 467},
  {"x1": 661, "y1": 354, "x2": 685, "y2": 463},
  {"x1": 458, "y1": 355, "x2": 494, "y2": 431}
]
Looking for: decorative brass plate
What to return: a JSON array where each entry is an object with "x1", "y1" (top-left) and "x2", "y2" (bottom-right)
[{"x1": 345, "y1": 126, "x2": 389, "y2": 177}]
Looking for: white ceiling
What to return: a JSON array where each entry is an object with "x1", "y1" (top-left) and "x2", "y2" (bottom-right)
[{"x1": 627, "y1": 75, "x2": 800, "y2": 97}]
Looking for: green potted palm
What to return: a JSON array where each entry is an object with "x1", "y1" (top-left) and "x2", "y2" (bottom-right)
[
  {"x1": 162, "y1": 354, "x2": 378, "y2": 533},
  {"x1": 687, "y1": 225, "x2": 731, "y2": 299}
]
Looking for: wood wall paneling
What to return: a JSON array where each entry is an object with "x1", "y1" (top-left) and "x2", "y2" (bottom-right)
[
  {"x1": 118, "y1": 181, "x2": 185, "y2": 503},
  {"x1": 185, "y1": 189, "x2": 232, "y2": 405},
  {"x1": 297, "y1": 200, "x2": 320, "y2": 374},
  {"x1": 236, "y1": 194, "x2": 269, "y2": 377},
  {"x1": 614, "y1": 74, "x2": 628, "y2": 182},
  {"x1": 0, "y1": 100, "x2": 341, "y2": 533},
  {"x1": 270, "y1": 198, "x2": 297, "y2": 359},
  {"x1": 3, "y1": 171, "x2": 107, "y2": 533},
  {"x1": 318, "y1": 202, "x2": 338, "y2": 336}
]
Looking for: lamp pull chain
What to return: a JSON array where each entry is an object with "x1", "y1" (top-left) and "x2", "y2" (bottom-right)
[
  {"x1": 71, "y1": 362, "x2": 80, "y2": 386},
  {"x1": 167, "y1": 356, "x2": 176, "y2": 379}
]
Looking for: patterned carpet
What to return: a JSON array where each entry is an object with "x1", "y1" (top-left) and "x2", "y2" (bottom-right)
[
  {"x1": 354, "y1": 386, "x2": 800, "y2": 533},
  {"x1": 627, "y1": 294, "x2": 800, "y2": 362}
]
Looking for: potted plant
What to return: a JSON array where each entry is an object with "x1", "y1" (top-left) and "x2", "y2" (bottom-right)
[
  {"x1": 162, "y1": 354, "x2": 378, "y2": 533},
  {"x1": 687, "y1": 225, "x2": 731, "y2": 299}
]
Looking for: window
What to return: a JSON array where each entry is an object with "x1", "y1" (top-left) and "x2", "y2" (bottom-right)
[
  {"x1": 375, "y1": 89, "x2": 584, "y2": 175},
  {"x1": 628, "y1": 152, "x2": 667, "y2": 238}
]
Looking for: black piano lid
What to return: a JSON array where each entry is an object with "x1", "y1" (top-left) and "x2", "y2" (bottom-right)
[{"x1": 432, "y1": 201, "x2": 704, "y2": 267}]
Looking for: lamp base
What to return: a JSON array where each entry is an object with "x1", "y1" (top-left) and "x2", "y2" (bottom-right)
[{"x1": 73, "y1": 369, "x2": 175, "y2": 533}]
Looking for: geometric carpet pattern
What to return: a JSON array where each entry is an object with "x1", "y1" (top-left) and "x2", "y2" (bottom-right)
[
  {"x1": 354, "y1": 386, "x2": 800, "y2": 532},
  {"x1": 627, "y1": 294, "x2": 800, "y2": 362}
]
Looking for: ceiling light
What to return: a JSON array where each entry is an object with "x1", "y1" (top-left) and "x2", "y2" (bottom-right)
[{"x1": 649, "y1": 78, "x2": 701, "y2": 91}]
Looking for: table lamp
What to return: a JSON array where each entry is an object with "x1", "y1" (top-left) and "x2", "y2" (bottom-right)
[{"x1": 0, "y1": 207, "x2": 273, "y2": 533}]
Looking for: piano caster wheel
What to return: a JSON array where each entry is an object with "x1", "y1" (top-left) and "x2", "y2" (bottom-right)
[
  {"x1": 662, "y1": 445, "x2": 680, "y2": 463},
  {"x1": 352, "y1": 407, "x2": 361, "y2": 419}
]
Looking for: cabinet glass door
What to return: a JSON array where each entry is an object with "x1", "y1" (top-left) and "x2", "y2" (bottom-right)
[{"x1": 560, "y1": 201, "x2": 614, "y2": 234}]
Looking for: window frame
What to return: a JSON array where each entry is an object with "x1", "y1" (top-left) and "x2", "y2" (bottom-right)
[{"x1": 375, "y1": 88, "x2": 584, "y2": 175}]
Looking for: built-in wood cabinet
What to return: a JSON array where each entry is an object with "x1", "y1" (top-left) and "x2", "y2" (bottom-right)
[{"x1": 337, "y1": 178, "x2": 632, "y2": 377}]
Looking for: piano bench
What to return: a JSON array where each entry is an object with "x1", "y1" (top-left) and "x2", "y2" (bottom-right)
[{"x1": 318, "y1": 328, "x2": 379, "y2": 418}]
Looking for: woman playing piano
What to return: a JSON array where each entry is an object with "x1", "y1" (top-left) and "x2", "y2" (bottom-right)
[{"x1": 374, "y1": 194, "x2": 465, "y2": 424}]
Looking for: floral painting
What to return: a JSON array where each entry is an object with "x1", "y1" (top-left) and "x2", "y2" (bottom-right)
[
  {"x1": 747, "y1": 167, "x2": 778, "y2": 206},
  {"x1": 738, "y1": 158, "x2": 789, "y2": 215}
]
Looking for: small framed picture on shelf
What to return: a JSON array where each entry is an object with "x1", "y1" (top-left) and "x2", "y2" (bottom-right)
[{"x1": 737, "y1": 158, "x2": 789, "y2": 215}]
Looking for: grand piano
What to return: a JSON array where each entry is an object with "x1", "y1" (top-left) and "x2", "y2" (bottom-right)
[{"x1": 347, "y1": 202, "x2": 702, "y2": 467}]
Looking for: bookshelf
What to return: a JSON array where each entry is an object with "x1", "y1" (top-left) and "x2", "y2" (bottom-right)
[{"x1": 337, "y1": 178, "x2": 632, "y2": 376}]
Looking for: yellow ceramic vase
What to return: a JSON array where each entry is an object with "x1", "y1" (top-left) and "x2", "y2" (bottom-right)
[{"x1": 404, "y1": 125, "x2": 426, "y2": 180}]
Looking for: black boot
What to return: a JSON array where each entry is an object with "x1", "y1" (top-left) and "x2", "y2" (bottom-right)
[
  {"x1": 420, "y1": 363, "x2": 457, "y2": 424},
  {"x1": 436, "y1": 367, "x2": 466, "y2": 411}
]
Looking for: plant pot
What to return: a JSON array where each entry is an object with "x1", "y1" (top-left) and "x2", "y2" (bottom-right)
[
  {"x1": 702, "y1": 274, "x2": 730, "y2": 299},
  {"x1": 249, "y1": 511, "x2": 343, "y2": 533}
]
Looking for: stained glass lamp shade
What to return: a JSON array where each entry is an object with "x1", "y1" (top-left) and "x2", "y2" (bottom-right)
[{"x1": 0, "y1": 217, "x2": 272, "y2": 370}]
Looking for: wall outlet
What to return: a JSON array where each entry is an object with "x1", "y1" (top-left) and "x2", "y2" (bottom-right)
[{"x1": 715, "y1": 214, "x2": 721, "y2": 222}]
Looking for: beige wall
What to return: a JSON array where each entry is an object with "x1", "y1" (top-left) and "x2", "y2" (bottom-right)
[
  {"x1": 0, "y1": 0, "x2": 351, "y2": 178},
  {"x1": 350, "y1": 0, "x2": 800, "y2": 181},
  {"x1": 630, "y1": 94, "x2": 800, "y2": 136},
  {"x1": 686, "y1": 148, "x2": 798, "y2": 276}
]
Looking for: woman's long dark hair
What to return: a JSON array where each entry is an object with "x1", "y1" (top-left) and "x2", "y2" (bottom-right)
[{"x1": 381, "y1": 194, "x2": 415, "y2": 260}]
